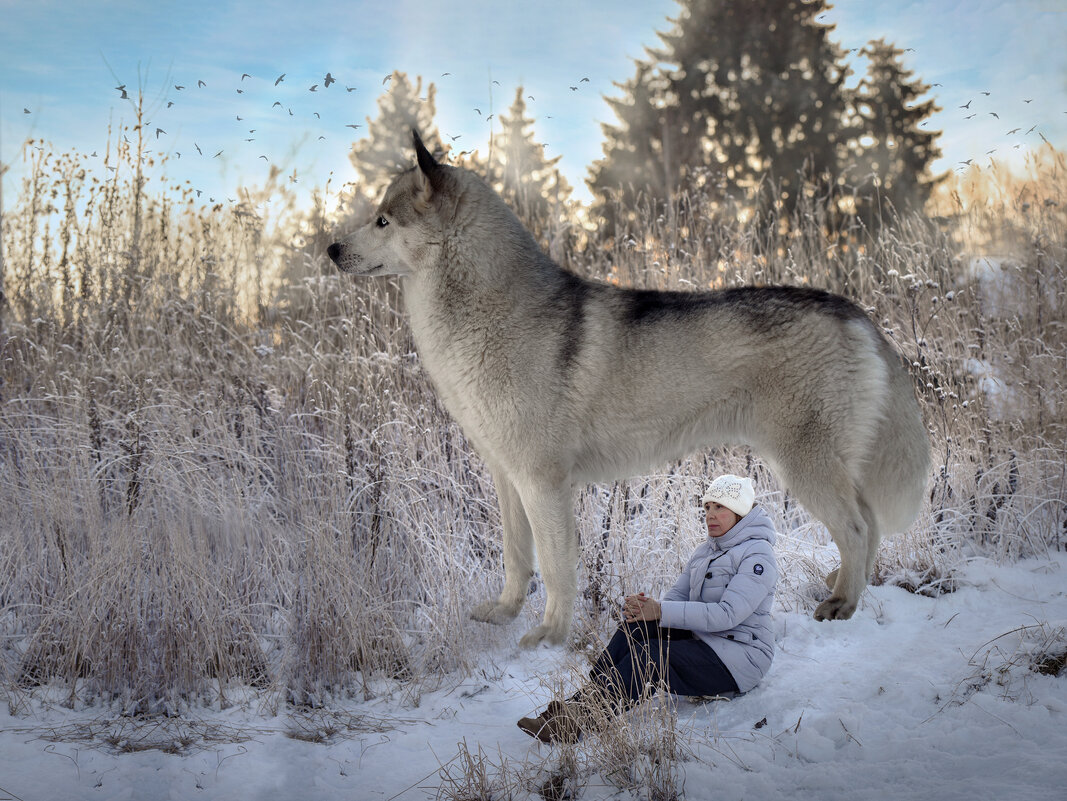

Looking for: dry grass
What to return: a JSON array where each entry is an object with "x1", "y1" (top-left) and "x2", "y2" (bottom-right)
[{"x1": 1, "y1": 124, "x2": 1064, "y2": 741}]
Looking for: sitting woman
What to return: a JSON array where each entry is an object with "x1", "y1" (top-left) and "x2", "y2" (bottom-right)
[{"x1": 518, "y1": 474, "x2": 778, "y2": 744}]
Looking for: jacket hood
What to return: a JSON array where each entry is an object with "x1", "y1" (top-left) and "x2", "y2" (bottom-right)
[{"x1": 709, "y1": 504, "x2": 776, "y2": 551}]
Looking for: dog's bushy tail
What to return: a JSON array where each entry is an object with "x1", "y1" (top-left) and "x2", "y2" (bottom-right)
[{"x1": 860, "y1": 350, "x2": 930, "y2": 538}]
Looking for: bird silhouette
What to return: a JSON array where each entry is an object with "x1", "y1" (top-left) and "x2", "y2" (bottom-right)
[
  {"x1": 309, "y1": 84, "x2": 318, "y2": 91},
  {"x1": 242, "y1": 73, "x2": 251, "y2": 81},
  {"x1": 213, "y1": 150, "x2": 223, "y2": 158},
  {"x1": 345, "y1": 124, "x2": 361, "y2": 129},
  {"x1": 988, "y1": 112, "x2": 999, "y2": 119},
  {"x1": 275, "y1": 74, "x2": 285, "y2": 85},
  {"x1": 155, "y1": 128, "x2": 165, "y2": 138},
  {"x1": 324, "y1": 72, "x2": 335, "y2": 87},
  {"x1": 23, "y1": 108, "x2": 30, "y2": 114},
  {"x1": 198, "y1": 80, "x2": 206, "y2": 88},
  {"x1": 273, "y1": 101, "x2": 282, "y2": 107},
  {"x1": 345, "y1": 86, "x2": 357, "y2": 92},
  {"x1": 195, "y1": 143, "x2": 202, "y2": 155},
  {"x1": 959, "y1": 100, "x2": 972, "y2": 109},
  {"x1": 175, "y1": 84, "x2": 184, "y2": 90},
  {"x1": 1007, "y1": 127, "x2": 1021, "y2": 135}
]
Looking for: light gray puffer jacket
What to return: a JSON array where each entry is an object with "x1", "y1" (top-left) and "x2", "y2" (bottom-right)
[{"x1": 658, "y1": 505, "x2": 778, "y2": 693}]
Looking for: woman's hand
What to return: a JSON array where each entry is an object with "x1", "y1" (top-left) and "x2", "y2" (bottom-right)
[{"x1": 622, "y1": 592, "x2": 662, "y2": 622}]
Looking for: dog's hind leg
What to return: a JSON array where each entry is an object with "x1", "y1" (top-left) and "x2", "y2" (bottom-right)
[
  {"x1": 514, "y1": 481, "x2": 578, "y2": 648},
  {"x1": 471, "y1": 469, "x2": 535, "y2": 625},
  {"x1": 777, "y1": 449, "x2": 872, "y2": 621}
]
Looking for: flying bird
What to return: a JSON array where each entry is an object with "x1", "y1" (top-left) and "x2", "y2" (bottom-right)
[
  {"x1": 155, "y1": 127, "x2": 165, "y2": 138},
  {"x1": 324, "y1": 72, "x2": 335, "y2": 87},
  {"x1": 198, "y1": 80, "x2": 206, "y2": 88},
  {"x1": 345, "y1": 124, "x2": 361, "y2": 129},
  {"x1": 383, "y1": 74, "x2": 392, "y2": 85},
  {"x1": 23, "y1": 108, "x2": 30, "y2": 114},
  {"x1": 213, "y1": 150, "x2": 223, "y2": 158},
  {"x1": 167, "y1": 101, "x2": 174, "y2": 107},
  {"x1": 1007, "y1": 127, "x2": 1021, "y2": 135},
  {"x1": 345, "y1": 86, "x2": 357, "y2": 92},
  {"x1": 580, "y1": 77, "x2": 590, "y2": 82},
  {"x1": 309, "y1": 84, "x2": 318, "y2": 91},
  {"x1": 175, "y1": 84, "x2": 184, "y2": 90},
  {"x1": 988, "y1": 112, "x2": 999, "y2": 119},
  {"x1": 242, "y1": 73, "x2": 251, "y2": 81},
  {"x1": 959, "y1": 100, "x2": 971, "y2": 109},
  {"x1": 275, "y1": 73, "x2": 285, "y2": 85},
  {"x1": 273, "y1": 101, "x2": 282, "y2": 107},
  {"x1": 118, "y1": 87, "x2": 129, "y2": 99}
]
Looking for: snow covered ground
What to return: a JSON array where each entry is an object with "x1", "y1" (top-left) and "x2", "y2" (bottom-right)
[{"x1": 1, "y1": 557, "x2": 1065, "y2": 801}]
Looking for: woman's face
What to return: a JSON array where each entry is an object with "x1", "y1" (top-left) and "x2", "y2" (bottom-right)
[{"x1": 704, "y1": 502, "x2": 740, "y2": 538}]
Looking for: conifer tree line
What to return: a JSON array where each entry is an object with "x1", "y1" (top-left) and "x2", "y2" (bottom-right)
[{"x1": 347, "y1": 0, "x2": 943, "y2": 241}]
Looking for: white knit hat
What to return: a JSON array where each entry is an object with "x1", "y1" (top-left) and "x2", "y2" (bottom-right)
[{"x1": 701, "y1": 475, "x2": 756, "y2": 518}]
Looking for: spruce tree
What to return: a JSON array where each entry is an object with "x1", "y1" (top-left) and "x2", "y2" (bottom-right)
[
  {"x1": 590, "y1": 0, "x2": 855, "y2": 231},
  {"x1": 348, "y1": 71, "x2": 442, "y2": 200},
  {"x1": 490, "y1": 87, "x2": 573, "y2": 245},
  {"x1": 850, "y1": 39, "x2": 943, "y2": 226}
]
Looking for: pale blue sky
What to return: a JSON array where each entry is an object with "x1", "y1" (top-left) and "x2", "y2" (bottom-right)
[{"x1": 2, "y1": 1, "x2": 1065, "y2": 209}]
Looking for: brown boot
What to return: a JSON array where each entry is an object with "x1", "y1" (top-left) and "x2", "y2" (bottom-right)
[{"x1": 516, "y1": 700, "x2": 582, "y2": 744}]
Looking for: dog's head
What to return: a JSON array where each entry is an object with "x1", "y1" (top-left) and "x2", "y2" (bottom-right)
[{"x1": 327, "y1": 130, "x2": 453, "y2": 277}]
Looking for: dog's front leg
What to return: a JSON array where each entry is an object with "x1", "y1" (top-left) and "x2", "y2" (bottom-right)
[
  {"x1": 470, "y1": 469, "x2": 535, "y2": 625},
  {"x1": 515, "y1": 481, "x2": 577, "y2": 648}
]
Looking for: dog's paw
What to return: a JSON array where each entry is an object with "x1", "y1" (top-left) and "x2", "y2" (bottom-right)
[
  {"x1": 470, "y1": 600, "x2": 520, "y2": 625},
  {"x1": 814, "y1": 596, "x2": 857, "y2": 621},
  {"x1": 518, "y1": 624, "x2": 567, "y2": 649}
]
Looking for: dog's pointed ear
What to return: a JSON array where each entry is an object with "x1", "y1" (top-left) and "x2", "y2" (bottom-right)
[
  {"x1": 411, "y1": 128, "x2": 441, "y2": 211},
  {"x1": 412, "y1": 129, "x2": 438, "y2": 177}
]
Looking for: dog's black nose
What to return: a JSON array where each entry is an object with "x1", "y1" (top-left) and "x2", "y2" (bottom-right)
[{"x1": 327, "y1": 242, "x2": 341, "y2": 263}]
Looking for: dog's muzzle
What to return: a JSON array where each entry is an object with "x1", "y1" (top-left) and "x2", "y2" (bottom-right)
[{"x1": 327, "y1": 242, "x2": 342, "y2": 264}]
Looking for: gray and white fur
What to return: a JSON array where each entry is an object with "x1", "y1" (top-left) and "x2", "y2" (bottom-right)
[{"x1": 328, "y1": 131, "x2": 930, "y2": 647}]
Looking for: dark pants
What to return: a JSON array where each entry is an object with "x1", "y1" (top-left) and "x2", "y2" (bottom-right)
[{"x1": 583, "y1": 621, "x2": 739, "y2": 710}]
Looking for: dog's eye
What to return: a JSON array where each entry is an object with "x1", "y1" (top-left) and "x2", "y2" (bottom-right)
[{"x1": 376, "y1": 215, "x2": 389, "y2": 228}]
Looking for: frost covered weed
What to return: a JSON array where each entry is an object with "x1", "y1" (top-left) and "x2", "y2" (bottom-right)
[{"x1": 0, "y1": 134, "x2": 1065, "y2": 717}]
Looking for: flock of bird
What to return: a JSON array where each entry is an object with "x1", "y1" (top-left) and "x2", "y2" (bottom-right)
[
  {"x1": 44, "y1": 67, "x2": 597, "y2": 204},
  {"x1": 952, "y1": 90, "x2": 1054, "y2": 171},
  {"x1": 15, "y1": 55, "x2": 1062, "y2": 205}
]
